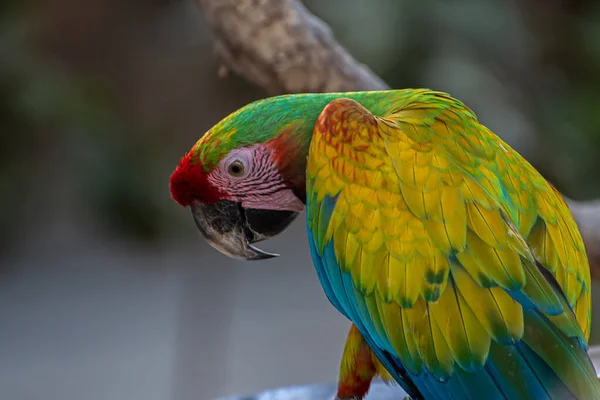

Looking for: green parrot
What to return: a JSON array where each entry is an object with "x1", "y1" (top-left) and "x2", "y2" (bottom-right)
[{"x1": 169, "y1": 89, "x2": 600, "y2": 400}]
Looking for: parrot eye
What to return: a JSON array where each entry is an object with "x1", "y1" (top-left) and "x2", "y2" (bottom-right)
[{"x1": 227, "y1": 160, "x2": 245, "y2": 177}]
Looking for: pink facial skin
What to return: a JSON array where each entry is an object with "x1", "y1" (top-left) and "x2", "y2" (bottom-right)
[{"x1": 207, "y1": 145, "x2": 305, "y2": 213}]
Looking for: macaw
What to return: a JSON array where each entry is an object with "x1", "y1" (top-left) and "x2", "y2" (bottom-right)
[{"x1": 169, "y1": 89, "x2": 600, "y2": 400}]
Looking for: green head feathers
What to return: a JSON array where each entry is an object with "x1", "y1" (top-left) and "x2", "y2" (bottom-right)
[{"x1": 190, "y1": 93, "x2": 339, "y2": 171}]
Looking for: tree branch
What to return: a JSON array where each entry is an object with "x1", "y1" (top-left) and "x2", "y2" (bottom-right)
[
  {"x1": 196, "y1": 0, "x2": 600, "y2": 279},
  {"x1": 195, "y1": 0, "x2": 387, "y2": 94}
]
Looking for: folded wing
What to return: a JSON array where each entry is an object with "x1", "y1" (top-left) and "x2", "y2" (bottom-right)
[{"x1": 306, "y1": 90, "x2": 599, "y2": 399}]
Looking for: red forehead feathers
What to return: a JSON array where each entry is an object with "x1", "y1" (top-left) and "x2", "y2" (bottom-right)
[{"x1": 169, "y1": 152, "x2": 224, "y2": 206}]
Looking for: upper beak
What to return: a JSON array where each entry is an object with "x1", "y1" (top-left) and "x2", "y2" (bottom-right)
[{"x1": 190, "y1": 200, "x2": 298, "y2": 261}]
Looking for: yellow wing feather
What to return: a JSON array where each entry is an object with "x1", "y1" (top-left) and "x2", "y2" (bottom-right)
[{"x1": 306, "y1": 92, "x2": 591, "y2": 379}]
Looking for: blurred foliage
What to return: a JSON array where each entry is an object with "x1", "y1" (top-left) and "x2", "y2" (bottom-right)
[
  {"x1": 70, "y1": 92, "x2": 166, "y2": 243},
  {"x1": 0, "y1": 2, "x2": 168, "y2": 251},
  {"x1": 0, "y1": 8, "x2": 47, "y2": 252},
  {"x1": 1, "y1": 0, "x2": 600, "y2": 250}
]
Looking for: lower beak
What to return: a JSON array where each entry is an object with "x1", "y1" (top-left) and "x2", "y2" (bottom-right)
[{"x1": 190, "y1": 200, "x2": 298, "y2": 261}]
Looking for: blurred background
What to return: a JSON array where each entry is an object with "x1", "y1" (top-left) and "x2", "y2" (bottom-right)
[{"x1": 1, "y1": 0, "x2": 600, "y2": 399}]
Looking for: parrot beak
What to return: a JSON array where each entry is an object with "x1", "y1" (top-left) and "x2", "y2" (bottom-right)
[{"x1": 190, "y1": 200, "x2": 298, "y2": 261}]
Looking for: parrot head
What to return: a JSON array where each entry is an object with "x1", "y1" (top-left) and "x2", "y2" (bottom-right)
[{"x1": 169, "y1": 95, "x2": 327, "y2": 260}]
